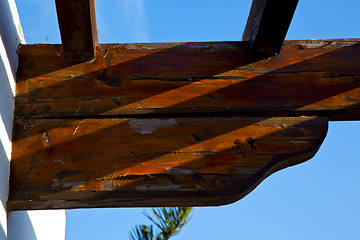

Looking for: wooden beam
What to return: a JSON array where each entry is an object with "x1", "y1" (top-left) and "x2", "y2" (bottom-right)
[
  {"x1": 15, "y1": 40, "x2": 360, "y2": 121},
  {"x1": 9, "y1": 117, "x2": 327, "y2": 210},
  {"x1": 55, "y1": 0, "x2": 98, "y2": 60},
  {"x1": 8, "y1": 0, "x2": 358, "y2": 213},
  {"x1": 10, "y1": 39, "x2": 359, "y2": 210},
  {"x1": 243, "y1": 0, "x2": 299, "y2": 61}
]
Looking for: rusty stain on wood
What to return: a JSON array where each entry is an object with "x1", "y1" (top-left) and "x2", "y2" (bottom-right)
[{"x1": 9, "y1": 117, "x2": 327, "y2": 210}]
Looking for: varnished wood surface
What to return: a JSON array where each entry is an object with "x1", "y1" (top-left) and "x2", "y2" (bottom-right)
[
  {"x1": 15, "y1": 40, "x2": 360, "y2": 120},
  {"x1": 10, "y1": 39, "x2": 359, "y2": 210},
  {"x1": 55, "y1": 0, "x2": 97, "y2": 60},
  {"x1": 243, "y1": 0, "x2": 299, "y2": 61},
  {"x1": 9, "y1": 117, "x2": 327, "y2": 210}
]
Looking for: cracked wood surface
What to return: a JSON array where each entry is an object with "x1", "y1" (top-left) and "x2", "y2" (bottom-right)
[
  {"x1": 15, "y1": 40, "x2": 360, "y2": 121},
  {"x1": 9, "y1": 117, "x2": 327, "y2": 210}
]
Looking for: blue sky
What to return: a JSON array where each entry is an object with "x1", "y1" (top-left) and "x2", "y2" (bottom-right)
[{"x1": 15, "y1": 0, "x2": 360, "y2": 239}]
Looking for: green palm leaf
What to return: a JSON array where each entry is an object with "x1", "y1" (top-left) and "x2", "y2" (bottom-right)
[
  {"x1": 129, "y1": 224, "x2": 154, "y2": 240},
  {"x1": 129, "y1": 207, "x2": 193, "y2": 240}
]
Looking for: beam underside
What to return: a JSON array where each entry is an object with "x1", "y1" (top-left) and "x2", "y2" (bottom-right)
[{"x1": 9, "y1": 117, "x2": 328, "y2": 210}]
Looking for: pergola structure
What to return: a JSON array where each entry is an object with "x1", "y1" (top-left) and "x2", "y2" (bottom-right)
[{"x1": 8, "y1": 0, "x2": 360, "y2": 211}]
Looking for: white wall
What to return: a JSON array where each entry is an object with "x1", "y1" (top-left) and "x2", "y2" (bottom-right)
[
  {"x1": 0, "y1": 0, "x2": 21, "y2": 238},
  {"x1": 0, "y1": 0, "x2": 66, "y2": 239},
  {"x1": 8, "y1": 211, "x2": 67, "y2": 240}
]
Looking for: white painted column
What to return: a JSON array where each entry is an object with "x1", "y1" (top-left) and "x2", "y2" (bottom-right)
[
  {"x1": 0, "y1": 0, "x2": 21, "y2": 238},
  {"x1": 0, "y1": 0, "x2": 66, "y2": 239},
  {"x1": 8, "y1": 211, "x2": 67, "y2": 240}
]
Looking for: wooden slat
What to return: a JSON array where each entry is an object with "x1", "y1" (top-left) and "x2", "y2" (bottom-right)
[
  {"x1": 243, "y1": 0, "x2": 299, "y2": 61},
  {"x1": 9, "y1": 117, "x2": 327, "y2": 210},
  {"x1": 15, "y1": 40, "x2": 360, "y2": 121},
  {"x1": 55, "y1": 0, "x2": 98, "y2": 60}
]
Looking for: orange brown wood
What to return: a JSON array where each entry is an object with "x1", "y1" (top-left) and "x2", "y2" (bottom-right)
[
  {"x1": 9, "y1": 117, "x2": 327, "y2": 210},
  {"x1": 9, "y1": 39, "x2": 360, "y2": 210},
  {"x1": 15, "y1": 40, "x2": 360, "y2": 120},
  {"x1": 55, "y1": 0, "x2": 98, "y2": 60}
]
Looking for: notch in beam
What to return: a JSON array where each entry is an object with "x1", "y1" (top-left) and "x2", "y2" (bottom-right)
[
  {"x1": 243, "y1": 0, "x2": 299, "y2": 61},
  {"x1": 55, "y1": 0, "x2": 98, "y2": 60}
]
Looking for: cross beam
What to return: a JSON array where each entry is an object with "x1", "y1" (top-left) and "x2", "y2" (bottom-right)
[
  {"x1": 8, "y1": 39, "x2": 360, "y2": 210},
  {"x1": 55, "y1": 0, "x2": 98, "y2": 60},
  {"x1": 54, "y1": 0, "x2": 300, "y2": 62},
  {"x1": 243, "y1": 0, "x2": 299, "y2": 61},
  {"x1": 8, "y1": 0, "x2": 360, "y2": 211},
  {"x1": 15, "y1": 40, "x2": 360, "y2": 121}
]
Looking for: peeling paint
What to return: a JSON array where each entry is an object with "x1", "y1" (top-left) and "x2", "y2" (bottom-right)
[
  {"x1": 52, "y1": 179, "x2": 86, "y2": 189},
  {"x1": 136, "y1": 182, "x2": 180, "y2": 191},
  {"x1": 52, "y1": 179, "x2": 60, "y2": 187},
  {"x1": 129, "y1": 119, "x2": 177, "y2": 134},
  {"x1": 286, "y1": 40, "x2": 359, "y2": 49},
  {"x1": 71, "y1": 182, "x2": 86, "y2": 191},
  {"x1": 100, "y1": 179, "x2": 113, "y2": 191},
  {"x1": 75, "y1": 103, "x2": 82, "y2": 115},
  {"x1": 118, "y1": 42, "x2": 244, "y2": 51},
  {"x1": 86, "y1": 98, "x2": 100, "y2": 102},
  {"x1": 290, "y1": 140, "x2": 308, "y2": 144},
  {"x1": 344, "y1": 96, "x2": 360, "y2": 102},
  {"x1": 53, "y1": 159, "x2": 64, "y2": 163},
  {"x1": 42, "y1": 131, "x2": 51, "y2": 148},
  {"x1": 233, "y1": 166, "x2": 262, "y2": 175},
  {"x1": 167, "y1": 167, "x2": 194, "y2": 176},
  {"x1": 186, "y1": 42, "x2": 241, "y2": 51},
  {"x1": 72, "y1": 120, "x2": 84, "y2": 135},
  {"x1": 122, "y1": 43, "x2": 182, "y2": 50},
  {"x1": 136, "y1": 101, "x2": 145, "y2": 109}
]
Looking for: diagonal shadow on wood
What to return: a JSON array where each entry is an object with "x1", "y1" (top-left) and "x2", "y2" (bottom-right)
[
  {"x1": 12, "y1": 40, "x2": 360, "y2": 144},
  {"x1": 9, "y1": 116, "x2": 328, "y2": 210},
  {"x1": 14, "y1": 40, "x2": 360, "y2": 121},
  {"x1": 9, "y1": 39, "x2": 359, "y2": 210}
]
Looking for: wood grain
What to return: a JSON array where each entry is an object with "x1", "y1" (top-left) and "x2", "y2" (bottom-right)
[
  {"x1": 15, "y1": 40, "x2": 360, "y2": 121},
  {"x1": 9, "y1": 117, "x2": 327, "y2": 210},
  {"x1": 10, "y1": 39, "x2": 359, "y2": 210}
]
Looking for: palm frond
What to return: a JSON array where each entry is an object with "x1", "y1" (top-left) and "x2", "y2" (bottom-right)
[
  {"x1": 144, "y1": 207, "x2": 193, "y2": 240},
  {"x1": 129, "y1": 224, "x2": 154, "y2": 240}
]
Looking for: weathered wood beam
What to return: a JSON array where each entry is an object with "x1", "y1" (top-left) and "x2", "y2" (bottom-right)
[
  {"x1": 15, "y1": 40, "x2": 360, "y2": 121},
  {"x1": 9, "y1": 117, "x2": 327, "y2": 210},
  {"x1": 55, "y1": 0, "x2": 98, "y2": 60},
  {"x1": 10, "y1": 39, "x2": 359, "y2": 210},
  {"x1": 243, "y1": 0, "x2": 299, "y2": 61}
]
